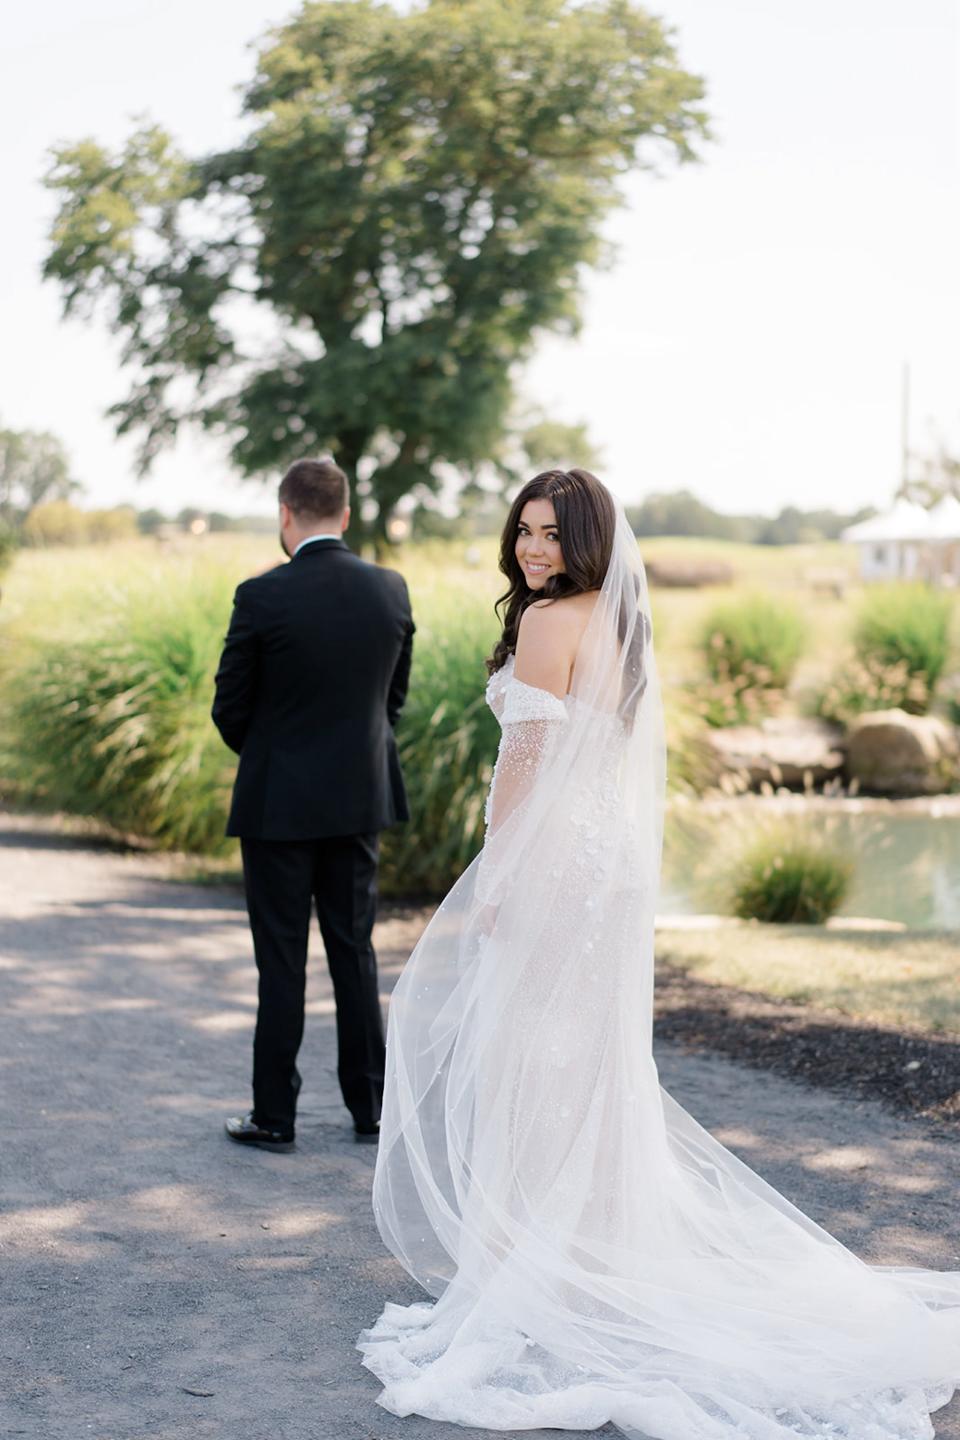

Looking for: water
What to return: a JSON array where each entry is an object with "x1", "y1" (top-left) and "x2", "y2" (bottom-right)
[{"x1": 660, "y1": 803, "x2": 960, "y2": 930}]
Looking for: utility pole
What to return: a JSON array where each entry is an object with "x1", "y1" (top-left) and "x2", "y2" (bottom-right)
[{"x1": 900, "y1": 361, "x2": 911, "y2": 497}]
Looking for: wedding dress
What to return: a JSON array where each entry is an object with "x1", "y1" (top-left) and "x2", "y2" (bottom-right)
[{"x1": 358, "y1": 505, "x2": 960, "y2": 1440}]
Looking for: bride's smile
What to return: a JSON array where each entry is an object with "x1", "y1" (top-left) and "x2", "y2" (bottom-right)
[{"x1": 515, "y1": 497, "x2": 566, "y2": 588}]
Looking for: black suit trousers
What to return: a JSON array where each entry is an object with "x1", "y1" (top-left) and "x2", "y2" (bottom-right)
[{"x1": 240, "y1": 834, "x2": 386, "y2": 1134}]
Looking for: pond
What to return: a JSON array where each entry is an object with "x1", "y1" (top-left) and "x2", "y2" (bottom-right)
[{"x1": 660, "y1": 799, "x2": 960, "y2": 930}]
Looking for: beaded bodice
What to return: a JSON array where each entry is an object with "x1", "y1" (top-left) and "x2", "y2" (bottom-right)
[{"x1": 484, "y1": 653, "x2": 570, "y2": 728}]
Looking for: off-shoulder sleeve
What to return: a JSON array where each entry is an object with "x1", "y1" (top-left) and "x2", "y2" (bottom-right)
[{"x1": 484, "y1": 679, "x2": 569, "y2": 835}]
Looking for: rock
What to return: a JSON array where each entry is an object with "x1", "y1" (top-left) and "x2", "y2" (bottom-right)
[
  {"x1": 707, "y1": 716, "x2": 846, "y2": 791},
  {"x1": 845, "y1": 709, "x2": 960, "y2": 796}
]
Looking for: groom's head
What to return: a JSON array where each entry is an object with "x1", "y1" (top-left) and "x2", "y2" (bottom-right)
[{"x1": 278, "y1": 458, "x2": 351, "y2": 557}]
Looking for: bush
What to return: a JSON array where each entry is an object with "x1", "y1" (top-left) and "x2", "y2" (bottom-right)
[
  {"x1": 0, "y1": 520, "x2": 18, "y2": 575},
  {"x1": 942, "y1": 674, "x2": 960, "y2": 726},
  {"x1": 729, "y1": 823, "x2": 852, "y2": 924},
  {"x1": 816, "y1": 653, "x2": 931, "y2": 724},
  {"x1": 701, "y1": 594, "x2": 806, "y2": 688},
  {"x1": 0, "y1": 554, "x2": 502, "y2": 892},
  {"x1": 663, "y1": 690, "x2": 722, "y2": 793},
  {"x1": 852, "y1": 583, "x2": 952, "y2": 711},
  {"x1": 692, "y1": 594, "x2": 805, "y2": 727},
  {"x1": 0, "y1": 543, "x2": 705, "y2": 894},
  {"x1": 687, "y1": 659, "x2": 787, "y2": 729},
  {"x1": 380, "y1": 589, "x2": 500, "y2": 895},
  {"x1": 21, "y1": 501, "x2": 138, "y2": 546},
  {"x1": 1, "y1": 568, "x2": 237, "y2": 853}
]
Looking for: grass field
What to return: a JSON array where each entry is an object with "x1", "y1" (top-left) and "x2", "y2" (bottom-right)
[
  {"x1": 656, "y1": 923, "x2": 960, "y2": 1038},
  {"x1": 3, "y1": 529, "x2": 959, "y2": 879}
]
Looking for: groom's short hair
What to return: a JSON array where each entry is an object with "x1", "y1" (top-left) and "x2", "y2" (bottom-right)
[{"x1": 279, "y1": 458, "x2": 349, "y2": 521}]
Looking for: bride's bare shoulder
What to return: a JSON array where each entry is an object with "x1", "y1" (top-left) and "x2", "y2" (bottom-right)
[
  {"x1": 515, "y1": 590, "x2": 601, "y2": 694},
  {"x1": 526, "y1": 589, "x2": 601, "y2": 629}
]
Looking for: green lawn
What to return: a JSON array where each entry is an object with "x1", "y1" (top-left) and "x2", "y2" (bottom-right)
[{"x1": 656, "y1": 923, "x2": 960, "y2": 1038}]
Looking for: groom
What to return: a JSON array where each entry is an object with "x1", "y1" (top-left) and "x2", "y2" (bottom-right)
[{"x1": 212, "y1": 457, "x2": 415, "y2": 1150}]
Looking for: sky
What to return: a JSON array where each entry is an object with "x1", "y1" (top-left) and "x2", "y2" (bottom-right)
[{"x1": 2, "y1": 0, "x2": 958, "y2": 518}]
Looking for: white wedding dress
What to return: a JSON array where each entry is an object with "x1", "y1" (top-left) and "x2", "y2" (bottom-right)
[{"x1": 358, "y1": 507, "x2": 960, "y2": 1440}]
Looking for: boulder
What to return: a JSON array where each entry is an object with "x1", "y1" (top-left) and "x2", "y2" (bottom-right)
[
  {"x1": 707, "y1": 716, "x2": 846, "y2": 791},
  {"x1": 845, "y1": 709, "x2": 960, "y2": 796}
]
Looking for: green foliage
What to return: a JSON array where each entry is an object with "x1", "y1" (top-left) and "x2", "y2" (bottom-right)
[
  {"x1": 627, "y1": 490, "x2": 755, "y2": 542},
  {"x1": 691, "y1": 594, "x2": 805, "y2": 726},
  {"x1": 380, "y1": 590, "x2": 500, "y2": 894},
  {"x1": 1, "y1": 539, "x2": 722, "y2": 890},
  {"x1": 688, "y1": 661, "x2": 786, "y2": 729},
  {"x1": 816, "y1": 653, "x2": 931, "y2": 725},
  {"x1": 42, "y1": 0, "x2": 707, "y2": 535},
  {"x1": 729, "y1": 824, "x2": 852, "y2": 924},
  {"x1": 852, "y1": 584, "x2": 952, "y2": 711},
  {"x1": 701, "y1": 595, "x2": 806, "y2": 688},
  {"x1": 754, "y1": 504, "x2": 874, "y2": 546},
  {"x1": 0, "y1": 520, "x2": 18, "y2": 574},
  {"x1": 22, "y1": 502, "x2": 139, "y2": 546},
  {"x1": 625, "y1": 491, "x2": 873, "y2": 544},
  {"x1": 2, "y1": 570, "x2": 237, "y2": 854},
  {"x1": 0, "y1": 549, "x2": 502, "y2": 891},
  {"x1": 0, "y1": 422, "x2": 78, "y2": 526},
  {"x1": 663, "y1": 691, "x2": 721, "y2": 793},
  {"x1": 517, "y1": 414, "x2": 604, "y2": 475},
  {"x1": 942, "y1": 674, "x2": 960, "y2": 726}
]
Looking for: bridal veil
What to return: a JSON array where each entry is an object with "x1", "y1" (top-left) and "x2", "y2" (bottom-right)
[{"x1": 359, "y1": 501, "x2": 960, "y2": 1440}]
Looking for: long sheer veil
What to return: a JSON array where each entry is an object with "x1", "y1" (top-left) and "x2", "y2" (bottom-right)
[
  {"x1": 360, "y1": 501, "x2": 960, "y2": 1440},
  {"x1": 370, "y1": 502, "x2": 665, "y2": 1291}
]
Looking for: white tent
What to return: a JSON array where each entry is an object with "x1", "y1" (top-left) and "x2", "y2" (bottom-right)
[
  {"x1": 841, "y1": 497, "x2": 960, "y2": 583},
  {"x1": 928, "y1": 494, "x2": 960, "y2": 537}
]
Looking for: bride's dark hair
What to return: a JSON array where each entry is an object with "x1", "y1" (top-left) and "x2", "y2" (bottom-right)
[{"x1": 486, "y1": 468, "x2": 616, "y2": 675}]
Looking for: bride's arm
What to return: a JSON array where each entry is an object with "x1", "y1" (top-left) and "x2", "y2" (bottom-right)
[{"x1": 486, "y1": 603, "x2": 572, "y2": 834}]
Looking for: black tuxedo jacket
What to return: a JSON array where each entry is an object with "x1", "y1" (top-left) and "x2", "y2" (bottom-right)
[{"x1": 212, "y1": 538, "x2": 415, "y2": 840}]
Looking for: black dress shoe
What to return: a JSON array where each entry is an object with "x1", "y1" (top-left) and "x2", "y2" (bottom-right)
[
  {"x1": 353, "y1": 1121, "x2": 380, "y2": 1144},
  {"x1": 225, "y1": 1113, "x2": 295, "y2": 1152}
]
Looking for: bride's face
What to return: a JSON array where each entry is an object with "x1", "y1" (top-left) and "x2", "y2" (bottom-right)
[{"x1": 515, "y1": 498, "x2": 566, "y2": 590}]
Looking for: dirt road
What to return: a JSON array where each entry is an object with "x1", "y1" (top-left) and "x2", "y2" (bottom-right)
[{"x1": 1, "y1": 813, "x2": 957, "y2": 1439}]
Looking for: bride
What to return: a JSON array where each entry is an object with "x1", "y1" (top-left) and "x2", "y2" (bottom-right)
[{"x1": 358, "y1": 468, "x2": 960, "y2": 1440}]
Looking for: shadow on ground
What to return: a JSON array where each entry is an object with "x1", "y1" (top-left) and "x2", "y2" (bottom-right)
[{"x1": 1, "y1": 816, "x2": 957, "y2": 1440}]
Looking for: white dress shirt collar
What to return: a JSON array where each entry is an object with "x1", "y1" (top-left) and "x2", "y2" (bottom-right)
[{"x1": 293, "y1": 532, "x2": 343, "y2": 556}]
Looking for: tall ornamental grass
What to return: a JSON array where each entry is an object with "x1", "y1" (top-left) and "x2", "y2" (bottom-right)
[
  {"x1": 1, "y1": 567, "x2": 238, "y2": 853},
  {"x1": 379, "y1": 587, "x2": 500, "y2": 896},
  {"x1": 815, "y1": 654, "x2": 932, "y2": 725},
  {"x1": 694, "y1": 594, "x2": 806, "y2": 727},
  {"x1": 852, "y1": 583, "x2": 953, "y2": 712},
  {"x1": 729, "y1": 821, "x2": 852, "y2": 925},
  {"x1": 1, "y1": 538, "x2": 715, "y2": 894},
  {"x1": 701, "y1": 593, "x2": 806, "y2": 687},
  {"x1": 0, "y1": 546, "x2": 503, "y2": 893}
]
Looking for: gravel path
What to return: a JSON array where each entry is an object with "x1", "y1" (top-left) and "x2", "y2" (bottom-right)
[{"x1": 1, "y1": 813, "x2": 958, "y2": 1440}]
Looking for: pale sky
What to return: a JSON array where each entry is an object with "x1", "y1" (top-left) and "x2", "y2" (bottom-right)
[{"x1": 2, "y1": 0, "x2": 958, "y2": 518}]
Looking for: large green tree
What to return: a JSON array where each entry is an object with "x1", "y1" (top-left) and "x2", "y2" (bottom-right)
[{"x1": 43, "y1": 0, "x2": 708, "y2": 540}]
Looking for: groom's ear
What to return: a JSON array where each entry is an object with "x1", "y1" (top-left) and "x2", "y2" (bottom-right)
[{"x1": 340, "y1": 505, "x2": 351, "y2": 533}]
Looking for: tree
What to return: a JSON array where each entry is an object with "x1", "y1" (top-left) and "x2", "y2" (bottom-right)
[
  {"x1": 623, "y1": 490, "x2": 875, "y2": 544},
  {"x1": 625, "y1": 489, "x2": 753, "y2": 541},
  {"x1": 42, "y1": 0, "x2": 708, "y2": 543},
  {"x1": 516, "y1": 415, "x2": 604, "y2": 476},
  {"x1": 908, "y1": 440, "x2": 960, "y2": 505},
  {"x1": 0, "y1": 423, "x2": 78, "y2": 526},
  {"x1": 21, "y1": 502, "x2": 137, "y2": 546}
]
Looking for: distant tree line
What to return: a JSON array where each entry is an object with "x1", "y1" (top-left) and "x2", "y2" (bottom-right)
[{"x1": 623, "y1": 490, "x2": 876, "y2": 545}]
